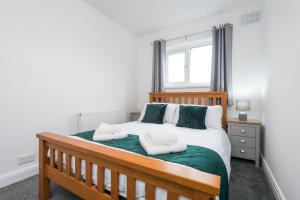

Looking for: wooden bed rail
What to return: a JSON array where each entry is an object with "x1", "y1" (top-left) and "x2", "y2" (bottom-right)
[
  {"x1": 37, "y1": 132, "x2": 220, "y2": 200},
  {"x1": 149, "y1": 92, "x2": 228, "y2": 127}
]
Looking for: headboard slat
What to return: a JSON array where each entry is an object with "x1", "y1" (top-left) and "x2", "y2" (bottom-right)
[{"x1": 149, "y1": 92, "x2": 228, "y2": 127}]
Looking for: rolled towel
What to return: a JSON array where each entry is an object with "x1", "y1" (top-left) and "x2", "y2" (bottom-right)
[
  {"x1": 145, "y1": 130, "x2": 178, "y2": 146},
  {"x1": 95, "y1": 123, "x2": 121, "y2": 135},
  {"x1": 139, "y1": 134, "x2": 187, "y2": 155}
]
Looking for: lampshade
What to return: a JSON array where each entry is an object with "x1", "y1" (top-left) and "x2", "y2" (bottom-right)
[{"x1": 236, "y1": 100, "x2": 251, "y2": 111}]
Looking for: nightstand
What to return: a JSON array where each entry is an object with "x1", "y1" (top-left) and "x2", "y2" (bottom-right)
[
  {"x1": 228, "y1": 118, "x2": 261, "y2": 167},
  {"x1": 130, "y1": 112, "x2": 141, "y2": 122}
]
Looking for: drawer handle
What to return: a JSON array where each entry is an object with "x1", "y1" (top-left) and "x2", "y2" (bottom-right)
[
  {"x1": 240, "y1": 129, "x2": 246, "y2": 133},
  {"x1": 240, "y1": 150, "x2": 246, "y2": 154},
  {"x1": 240, "y1": 140, "x2": 245, "y2": 143}
]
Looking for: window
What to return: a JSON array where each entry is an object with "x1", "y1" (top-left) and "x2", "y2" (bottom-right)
[
  {"x1": 167, "y1": 52, "x2": 185, "y2": 83},
  {"x1": 166, "y1": 39, "x2": 212, "y2": 88}
]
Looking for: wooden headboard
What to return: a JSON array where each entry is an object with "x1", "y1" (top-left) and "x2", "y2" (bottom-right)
[{"x1": 149, "y1": 92, "x2": 228, "y2": 127}]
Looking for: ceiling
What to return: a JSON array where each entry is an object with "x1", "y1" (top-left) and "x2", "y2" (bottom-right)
[{"x1": 83, "y1": 0, "x2": 251, "y2": 36}]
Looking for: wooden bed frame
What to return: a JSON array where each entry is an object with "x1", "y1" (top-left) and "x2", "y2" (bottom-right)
[
  {"x1": 37, "y1": 92, "x2": 227, "y2": 200},
  {"x1": 149, "y1": 92, "x2": 227, "y2": 127}
]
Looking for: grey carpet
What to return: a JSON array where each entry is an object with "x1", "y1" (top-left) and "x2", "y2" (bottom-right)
[{"x1": 0, "y1": 158, "x2": 275, "y2": 200}]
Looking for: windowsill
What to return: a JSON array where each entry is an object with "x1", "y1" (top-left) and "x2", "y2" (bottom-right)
[
  {"x1": 165, "y1": 84, "x2": 210, "y2": 89},
  {"x1": 165, "y1": 85, "x2": 210, "y2": 92}
]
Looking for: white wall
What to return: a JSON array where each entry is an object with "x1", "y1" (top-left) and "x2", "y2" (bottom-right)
[
  {"x1": 0, "y1": 0, "x2": 136, "y2": 182},
  {"x1": 262, "y1": 0, "x2": 300, "y2": 199},
  {"x1": 135, "y1": 3, "x2": 264, "y2": 120}
]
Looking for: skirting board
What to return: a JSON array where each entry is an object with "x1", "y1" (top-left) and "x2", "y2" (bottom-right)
[
  {"x1": 260, "y1": 153, "x2": 286, "y2": 200},
  {"x1": 0, "y1": 163, "x2": 38, "y2": 189}
]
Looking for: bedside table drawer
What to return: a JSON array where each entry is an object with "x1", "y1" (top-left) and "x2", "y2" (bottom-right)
[
  {"x1": 230, "y1": 125, "x2": 256, "y2": 137},
  {"x1": 232, "y1": 146, "x2": 255, "y2": 160},
  {"x1": 231, "y1": 136, "x2": 255, "y2": 148}
]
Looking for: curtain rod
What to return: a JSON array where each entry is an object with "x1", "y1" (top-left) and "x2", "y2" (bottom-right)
[
  {"x1": 150, "y1": 29, "x2": 211, "y2": 45},
  {"x1": 166, "y1": 29, "x2": 211, "y2": 42},
  {"x1": 151, "y1": 23, "x2": 233, "y2": 45}
]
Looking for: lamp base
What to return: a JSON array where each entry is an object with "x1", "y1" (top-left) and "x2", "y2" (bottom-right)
[{"x1": 239, "y1": 113, "x2": 247, "y2": 121}]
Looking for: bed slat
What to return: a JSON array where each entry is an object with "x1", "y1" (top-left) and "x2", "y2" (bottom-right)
[
  {"x1": 50, "y1": 147, "x2": 55, "y2": 168},
  {"x1": 166, "y1": 96, "x2": 170, "y2": 103},
  {"x1": 66, "y1": 154, "x2": 72, "y2": 176},
  {"x1": 86, "y1": 161, "x2": 93, "y2": 187},
  {"x1": 145, "y1": 183, "x2": 155, "y2": 200},
  {"x1": 168, "y1": 191, "x2": 178, "y2": 200},
  {"x1": 197, "y1": 96, "x2": 202, "y2": 104},
  {"x1": 184, "y1": 96, "x2": 187, "y2": 104},
  {"x1": 127, "y1": 176, "x2": 136, "y2": 200},
  {"x1": 97, "y1": 165, "x2": 105, "y2": 192},
  {"x1": 205, "y1": 97, "x2": 209, "y2": 105},
  {"x1": 57, "y1": 150, "x2": 63, "y2": 172},
  {"x1": 75, "y1": 157, "x2": 81, "y2": 181},
  {"x1": 170, "y1": 97, "x2": 173, "y2": 103},
  {"x1": 111, "y1": 170, "x2": 119, "y2": 200},
  {"x1": 191, "y1": 97, "x2": 194, "y2": 104}
]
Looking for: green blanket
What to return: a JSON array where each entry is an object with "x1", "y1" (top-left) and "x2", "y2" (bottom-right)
[{"x1": 73, "y1": 131, "x2": 228, "y2": 200}]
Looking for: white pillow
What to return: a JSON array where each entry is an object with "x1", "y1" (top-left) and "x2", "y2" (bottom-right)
[
  {"x1": 139, "y1": 103, "x2": 178, "y2": 124},
  {"x1": 173, "y1": 104, "x2": 223, "y2": 129}
]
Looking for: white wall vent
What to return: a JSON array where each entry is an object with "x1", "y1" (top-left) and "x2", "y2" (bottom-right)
[{"x1": 240, "y1": 10, "x2": 262, "y2": 26}]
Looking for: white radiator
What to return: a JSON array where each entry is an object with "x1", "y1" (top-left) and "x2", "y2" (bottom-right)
[{"x1": 77, "y1": 110, "x2": 128, "y2": 132}]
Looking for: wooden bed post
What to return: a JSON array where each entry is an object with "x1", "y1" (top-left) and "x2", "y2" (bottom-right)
[
  {"x1": 39, "y1": 139, "x2": 50, "y2": 200},
  {"x1": 149, "y1": 93, "x2": 153, "y2": 103}
]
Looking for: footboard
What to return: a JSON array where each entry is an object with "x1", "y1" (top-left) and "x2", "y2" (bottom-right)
[{"x1": 37, "y1": 132, "x2": 220, "y2": 200}]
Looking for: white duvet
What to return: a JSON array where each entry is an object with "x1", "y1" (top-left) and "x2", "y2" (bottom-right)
[{"x1": 60, "y1": 121, "x2": 231, "y2": 200}]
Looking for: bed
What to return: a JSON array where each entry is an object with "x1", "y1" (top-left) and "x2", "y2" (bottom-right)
[{"x1": 37, "y1": 92, "x2": 229, "y2": 200}]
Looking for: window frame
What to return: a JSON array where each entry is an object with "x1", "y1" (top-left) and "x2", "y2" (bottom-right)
[
  {"x1": 165, "y1": 39, "x2": 212, "y2": 89},
  {"x1": 165, "y1": 49, "x2": 189, "y2": 87}
]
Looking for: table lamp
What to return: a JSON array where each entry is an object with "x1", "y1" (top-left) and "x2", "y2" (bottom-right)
[{"x1": 236, "y1": 100, "x2": 250, "y2": 121}]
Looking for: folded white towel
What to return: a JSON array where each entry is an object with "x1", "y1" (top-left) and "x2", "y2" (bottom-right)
[
  {"x1": 139, "y1": 134, "x2": 187, "y2": 155},
  {"x1": 93, "y1": 123, "x2": 127, "y2": 141},
  {"x1": 95, "y1": 123, "x2": 121, "y2": 135},
  {"x1": 93, "y1": 131, "x2": 128, "y2": 141},
  {"x1": 145, "y1": 130, "x2": 178, "y2": 146}
]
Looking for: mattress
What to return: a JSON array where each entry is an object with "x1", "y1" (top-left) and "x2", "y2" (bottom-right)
[{"x1": 58, "y1": 121, "x2": 231, "y2": 200}]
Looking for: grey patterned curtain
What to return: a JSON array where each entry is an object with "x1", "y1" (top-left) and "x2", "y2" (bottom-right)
[
  {"x1": 210, "y1": 24, "x2": 233, "y2": 106},
  {"x1": 152, "y1": 40, "x2": 166, "y2": 92}
]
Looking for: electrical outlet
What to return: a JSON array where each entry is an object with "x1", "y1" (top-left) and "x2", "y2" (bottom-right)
[{"x1": 17, "y1": 153, "x2": 35, "y2": 165}]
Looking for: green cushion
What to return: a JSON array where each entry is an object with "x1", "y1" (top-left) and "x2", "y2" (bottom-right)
[
  {"x1": 141, "y1": 104, "x2": 167, "y2": 124},
  {"x1": 176, "y1": 105, "x2": 208, "y2": 129}
]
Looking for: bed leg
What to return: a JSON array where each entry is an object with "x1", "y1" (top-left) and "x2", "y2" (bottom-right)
[{"x1": 39, "y1": 139, "x2": 50, "y2": 200}]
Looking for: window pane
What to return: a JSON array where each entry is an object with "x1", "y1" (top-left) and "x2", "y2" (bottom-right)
[
  {"x1": 190, "y1": 45, "x2": 212, "y2": 84},
  {"x1": 168, "y1": 53, "x2": 185, "y2": 83}
]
